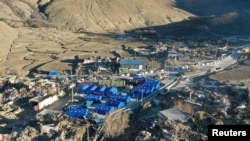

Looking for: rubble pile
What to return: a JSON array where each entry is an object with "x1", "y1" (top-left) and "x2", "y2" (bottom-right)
[
  {"x1": 57, "y1": 119, "x2": 88, "y2": 140},
  {"x1": 132, "y1": 77, "x2": 249, "y2": 141},
  {"x1": 161, "y1": 119, "x2": 208, "y2": 141},
  {"x1": 16, "y1": 126, "x2": 40, "y2": 141},
  {"x1": 0, "y1": 104, "x2": 19, "y2": 119}
]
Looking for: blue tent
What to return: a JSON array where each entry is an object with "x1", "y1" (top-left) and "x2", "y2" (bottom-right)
[
  {"x1": 48, "y1": 71, "x2": 60, "y2": 76},
  {"x1": 131, "y1": 93, "x2": 146, "y2": 100},
  {"x1": 116, "y1": 34, "x2": 137, "y2": 40},
  {"x1": 85, "y1": 94, "x2": 102, "y2": 103},
  {"x1": 94, "y1": 105, "x2": 115, "y2": 115},
  {"x1": 105, "y1": 87, "x2": 118, "y2": 96},
  {"x1": 85, "y1": 85, "x2": 98, "y2": 94},
  {"x1": 77, "y1": 84, "x2": 90, "y2": 94},
  {"x1": 67, "y1": 108, "x2": 89, "y2": 118},
  {"x1": 116, "y1": 34, "x2": 124, "y2": 40},
  {"x1": 112, "y1": 95, "x2": 131, "y2": 104},
  {"x1": 106, "y1": 100, "x2": 125, "y2": 109},
  {"x1": 94, "y1": 86, "x2": 107, "y2": 95}
]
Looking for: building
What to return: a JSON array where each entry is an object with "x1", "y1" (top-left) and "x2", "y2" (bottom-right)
[
  {"x1": 168, "y1": 49, "x2": 178, "y2": 61},
  {"x1": 119, "y1": 59, "x2": 149, "y2": 74},
  {"x1": 157, "y1": 107, "x2": 191, "y2": 122}
]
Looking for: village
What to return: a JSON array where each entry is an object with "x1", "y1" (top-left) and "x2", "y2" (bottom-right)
[{"x1": 0, "y1": 35, "x2": 250, "y2": 141}]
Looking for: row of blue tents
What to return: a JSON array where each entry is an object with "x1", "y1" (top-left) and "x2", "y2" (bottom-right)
[
  {"x1": 76, "y1": 82, "x2": 132, "y2": 116},
  {"x1": 67, "y1": 96, "x2": 129, "y2": 118},
  {"x1": 77, "y1": 84, "x2": 118, "y2": 96},
  {"x1": 84, "y1": 94, "x2": 131, "y2": 104},
  {"x1": 70, "y1": 77, "x2": 161, "y2": 118},
  {"x1": 86, "y1": 95, "x2": 130, "y2": 115},
  {"x1": 94, "y1": 105, "x2": 115, "y2": 115},
  {"x1": 131, "y1": 77, "x2": 161, "y2": 100}
]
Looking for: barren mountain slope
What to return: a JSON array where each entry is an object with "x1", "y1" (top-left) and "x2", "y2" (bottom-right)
[
  {"x1": 0, "y1": 21, "x2": 18, "y2": 64},
  {"x1": 41, "y1": 0, "x2": 193, "y2": 32}
]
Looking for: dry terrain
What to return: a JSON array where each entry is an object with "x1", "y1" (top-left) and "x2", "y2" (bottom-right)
[
  {"x1": 0, "y1": 0, "x2": 193, "y2": 76},
  {"x1": 210, "y1": 60, "x2": 250, "y2": 88}
]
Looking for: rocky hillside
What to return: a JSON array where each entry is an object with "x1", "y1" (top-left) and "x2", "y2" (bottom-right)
[
  {"x1": 39, "y1": 0, "x2": 193, "y2": 32},
  {"x1": 0, "y1": 0, "x2": 250, "y2": 34}
]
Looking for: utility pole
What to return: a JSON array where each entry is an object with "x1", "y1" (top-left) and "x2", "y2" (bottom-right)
[
  {"x1": 141, "y1": 89, "x2": 144, "y2": 106},
  {"x1": 87, "y1": 121, "x2": 89, "y2": 141},
  {"x1": 70, "y1": 69, "x2": 75, "y2": 103},
  {"x1": 215, "y1": 46, "x2": 218, "y2": 60}
]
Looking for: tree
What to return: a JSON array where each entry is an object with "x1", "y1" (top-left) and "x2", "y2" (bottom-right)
[{"x1": 103, "y1": 111, "x2": 129, "y2": 139}]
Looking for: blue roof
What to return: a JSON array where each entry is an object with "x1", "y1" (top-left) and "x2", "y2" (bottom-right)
[
  {"x1": 48, "y1": 71, "x2": 60, "y2": 76},
  {"x1": 120, "y1": 59, "x2": 144, "y2": 65}
]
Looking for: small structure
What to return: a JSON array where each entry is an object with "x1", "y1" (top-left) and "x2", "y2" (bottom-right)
[
  {"x1": 48, "y1": 71, "x2": 60, "y2": 77},
  {"x1": 168, "y1": 50, "x2": 178, "y2": 61},
  {"x1": 94, "y1": 105, "x2": 115, "y2": 115},
  {"x1": 116, "y1": 34, "x2": 137, "y2": 40},
  {"x1": 174, "y1": 98, "x2": 202, "y2": 115},
  {"x1": 67, "y1": 108, "x2": 89, "y2": 119},
  {"x1": 119, "y1": 59, "x2": 149, "y2": 73},
  {"x1": 85, "y1": 94, "x2": 102, "y2": 103},
  {"x1": 157, "y1": 107, "x2": 191, "y2": 122},
  {"x1": 106, "y1": 100, "x2": 125, "y2": 109}
]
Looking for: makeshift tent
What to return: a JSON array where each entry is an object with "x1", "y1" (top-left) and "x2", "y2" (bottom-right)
[
  {"x1": 94, "y1": 86, "x2": 107, "y2": 95},
  {"x1": 112, "y1": 95, "x2": 131, "y2": 104},
  {"x1": 116, "y1": 34, "x2": 137, "y2": 40},
  {"x1": 77, "y1": 84, "x2": 90, "y2": 94},
  {"x1": 106, "y1": 100, "x2": 125, "y2": 109},
  {"x1": 85, "y1": 101, "x2": 94, "y2": 107},
  {"x1": 48, "y1": 71, "x2": 60, "y2": 77},
  {"x1": 85, "y1": 85, "x2": 98, "y2": 94},
  {"x1": 85, "y1": 94, "x2": 102, "y2": 103},
  {"x1": 67, "y1": 108, "x2": 89, "y2": 118},
  {"x1": 131, "y1": 93, "x2": 145, "y2": 100},
  {"x1": 105, "y1": 86, "x2": 118, "y2": 96},
  {"x1": 94, "y1": 105, "x2": 115, "y2": 115}
]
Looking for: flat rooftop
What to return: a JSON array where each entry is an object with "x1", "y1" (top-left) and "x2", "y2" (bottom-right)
[{"x1": 158, "y1": 107, "x2": 191, "y2": 122}]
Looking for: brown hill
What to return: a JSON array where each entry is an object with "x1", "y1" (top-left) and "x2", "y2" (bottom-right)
[
  {"x1": 40, "y1": 0, "x2": 193, "y2": 32},
  {"x1": 0, "y1": 21, "x2": 18, "y2": 62}
]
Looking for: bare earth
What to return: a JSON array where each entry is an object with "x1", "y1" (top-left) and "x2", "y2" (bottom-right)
[
  {"x1": 0, "y1": 0, "x2": 194, "y2": 76},
  {"x1": 1, "y1": 0, "x2": 250, "y2": 76},
  {"x1": 210, "y1": 60, "x2": 250, "y2": 88},
  {"x1": 210, "y1": 66, "x2": 250, "y2": 82}
]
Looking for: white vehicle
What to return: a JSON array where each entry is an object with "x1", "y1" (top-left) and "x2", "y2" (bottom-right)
[
  {"x1": 160, "y1": 87, "x2": 170, "y2": 95},
  {"x1": 213, "y1": 67, "x2": 223, "y2": 72}
]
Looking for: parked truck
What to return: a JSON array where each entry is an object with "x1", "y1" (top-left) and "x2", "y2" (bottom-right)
[{"x1": 242, "y1": 47, "x2": 249, "y2": 55}]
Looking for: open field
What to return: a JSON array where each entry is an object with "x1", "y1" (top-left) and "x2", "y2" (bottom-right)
[
  {"x1": 209, "y1": 60, "x2": 250, "y2": 84},
  {"x1": 0, "y1": 25, "x2": 151, "y2": 76}
]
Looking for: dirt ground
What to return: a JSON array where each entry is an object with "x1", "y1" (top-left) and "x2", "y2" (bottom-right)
[
  {"x1": 0, "y1": 0, "x2": 250, "y2": 76},
  {"x1": 209, "y1": 60, "x2": 250, "y2": 86},
  {"x1": 0, "y1": 25, "x2": 152, "y2": 76}
]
